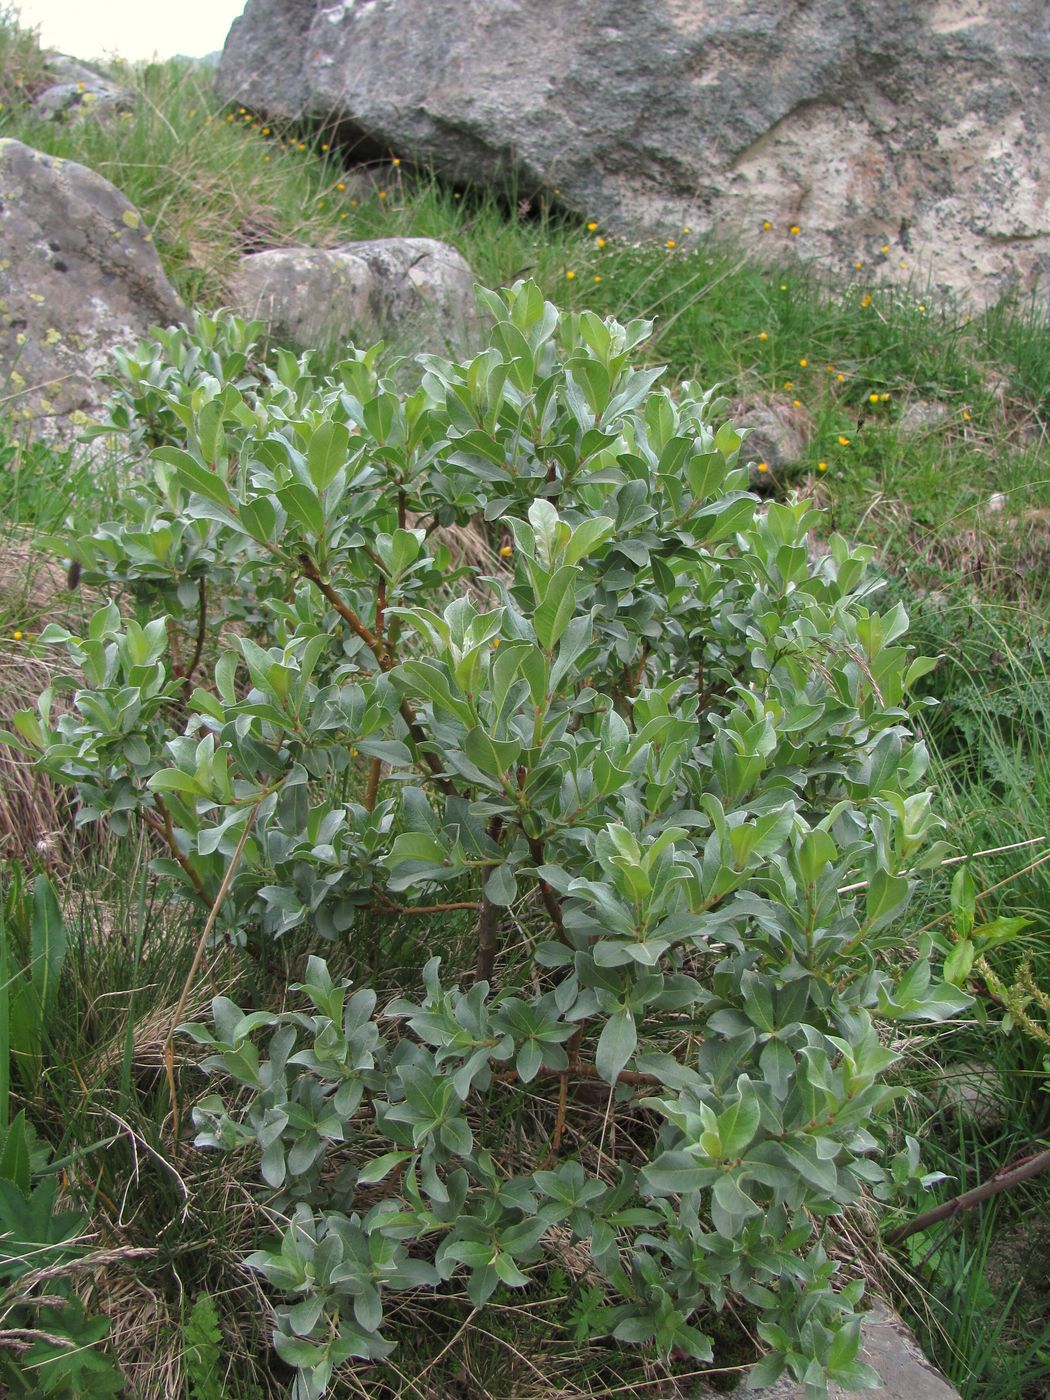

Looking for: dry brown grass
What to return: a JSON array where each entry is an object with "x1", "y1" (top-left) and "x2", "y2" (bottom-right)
[{"x1": 0, "y1": 530, "x2": 101, "y2": 868}]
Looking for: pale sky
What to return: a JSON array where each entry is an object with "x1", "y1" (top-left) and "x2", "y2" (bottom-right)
[{"x1": 15, "y1": 0, "x2": 248, "y2": 63}]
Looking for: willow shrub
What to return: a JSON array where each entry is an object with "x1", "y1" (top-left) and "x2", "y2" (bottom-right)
[{"x1": 11, "y1": 286, "x2": 969, "y2": 1398}]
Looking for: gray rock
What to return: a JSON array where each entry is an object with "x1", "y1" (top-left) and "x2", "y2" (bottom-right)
[
  {"x1": 41, "y1": 54, "x2": 109, "y2": 88},
  {"x1": 0, "y1": 139, "x2": 185, "y2": 441},
  {"x1": 899, "y1": 400, "x2": 952, "y2": 435},
  {"x1": 932, "y1": 1058, "x2": 1007, "y2": 1128},
  {"x1": 732, "y1": 396, "x2": 812, "y2": 488},
  {"x1": 690, "y1": 1302, "x2": 959, "y2": 1399},
  {"x1": 227, "y1": 236, "x2": 480, "y2": 358},
  {"x1": 32, "y1": 82, "x2": 134, "y2": 123},
  {"x1": 34, "y1": 53, "x2": 134, "y2": 124},
  {"x1": 216, "y1": 0, "x2": 1050, "y2": 304}
]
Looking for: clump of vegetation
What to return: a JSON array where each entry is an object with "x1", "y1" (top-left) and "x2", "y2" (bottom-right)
[{"x1": 9, "y1": 291, "x2": 974, "y2": 1396}]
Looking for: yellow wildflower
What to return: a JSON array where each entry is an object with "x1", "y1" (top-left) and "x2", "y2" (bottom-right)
[
  {"x1": 12, "y1": 630, "x2": 23, "y2": 641},
  {"x1": 799, "y1": 358, "x2": 808, "y2": 368},
  {"x1": 869, "y1": 392, "x2": 879, "y2": 404},
  {"x1": 757, "y1": 461, "x2": 769, "y2": 473},
  {"x1": 378, "y1": 190, "x2": 387, "y2": 199},
  {"x1": 587, "y1": 220, "x2": 598, "y2": 231},
  {"x1": 596, "y1": 237, "x2": 606, "y2": 248},
  {"x1": 391, "y1": 157, "x2": 401, "y2": 166},
  {"x1": 666, "y1": 239, "x2": 677, "y2": 249},
  {"x1": 565, "y1": 270, "x2": 576, "y2": 280},
  {"x1": 854, "y1": 261, "x2": 862, "y2": 270},
  {"x1": 880, "y1": 393, "x2": 890, "y2": 401},
  {"x1": 594, "y1": 274, "x2": 602, "y2": 283},
  {"x1": 837, "y1": 373, "x2": 846, "y2": 383},
  {"x1": 838, "y1": 435, "x2": 850, "y2": 446},
  {"x1": 793, "y1": 399, "x2": 802, "y2": 407},
  {"x1": 758, "y1": 331, "x2": 769, "y2": 341},
  {"x1": 789, "y1": 224, "x2": 801, "y2": 236},
  {"x1": 784, "y1": 380, "x2": 794, "y2": 391},
  {"x1": 762, "y1": 220, "x2": 772, "y2": 231},
  {"x1": 499, "y1": 544, "x2": 513, "y2": 558},
  {"x1": 861, "y1": 294, "x2": 872, "y2": 308},
  {"x1": 817, "y1": 461, "x2": 828, "y2": 472}
]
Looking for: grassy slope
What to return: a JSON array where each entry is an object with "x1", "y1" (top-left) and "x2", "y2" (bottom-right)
[{"x1": 1, "y1": 16, "x2": 1049, "y2": 1399}]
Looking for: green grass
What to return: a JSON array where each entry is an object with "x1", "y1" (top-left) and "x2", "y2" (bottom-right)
[{"x1": 1, "y1": 10, "x2": 1050, "y2": 1397}]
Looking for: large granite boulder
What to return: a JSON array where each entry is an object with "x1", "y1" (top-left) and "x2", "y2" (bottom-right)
[
  {"x1": 216, "y1": 0, "x2": 1050, "y2": 302},
  {"x1": 227, "y1": 236, "x2": 480, "y2": 356},
  {"x1": 0, "y1": 140, "x2": 185, "y2": 440}
]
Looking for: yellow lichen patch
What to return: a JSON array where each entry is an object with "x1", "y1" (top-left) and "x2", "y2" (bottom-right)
[
  {"x1": 121, "y1": 209, "x2": 140, "y2": 229},
  {"x1": 44, "y1": 328, "x2": 61, "y2": 345},
  {"x1": 28, "y1": 292, "x2": 44, "y2": 303}
]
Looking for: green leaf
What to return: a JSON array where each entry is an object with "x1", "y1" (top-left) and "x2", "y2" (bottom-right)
[
  {"x1": 357, "y1": 1151, "x2": 413, "y2": 1184},
  {"x1": 564, "y1": 516, "x2": 615, "y2": 566},
  {"x1": 484, "y1": 863, "x2": 517, "y2": 908},
  {"x1": 595, "y1": 1008, "x2": 637, "y2": 1084},
  {"x1": 153, "y1": 447, "x2": 233, "y2": 511},
  {"x1": 278, "y1": 483, "x2": 325, "y2": 538},
  {"x1": 307, "y1": 420, "x2": 351, "y2": 489},
  {"x1": 533, "y1": 565, "x2": 579, "y2": 650},
  {"x1": 30, "y1": 876, "x2": 66, "y2": 1033},
  {"x1": 717, "y1": 1086, "x2": 761, "y2": 1157},
  {"x1": 943, "y1": 939, "x2": 975, "y2": 987},
  {"x1": 950, "y1": 864, "x2": 976, "y2": 937}
]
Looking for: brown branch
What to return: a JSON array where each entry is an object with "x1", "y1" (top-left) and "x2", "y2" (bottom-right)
[
  {"x1": 475, "y1": 816, "x2": 505, "y2": 985},
  {"x1": 546, "y1": 1024, "x2": 585, "y2": 1164},
  {"x1": 298, "y1": 553, "x2": 384, "y2": 656},
  {"x1": 398, "y1": 697, "x2": 457, "y2": 796},
  {"x1": 886, "y1": 1147, "x2": 1050, "y2": 1246},
  {"x1": 525, "y1": 833, "x2": 565, "y2": 938},
  {"x1": 376, "y1": 894, "x2": 482, "y2": 915},
  {"x1": 181, "y1": 576, "x2": 208, "y2": 694},
  {"x1": 142, "y1": 798, "x2": 210, "y2": 907},
  {"x1": 298, "y1": 552, "x2": 455, "y2": 796},
  {"x1": 165, "y1": 798, "x2": 263, "y2": 1140},
  {"x1": 364, "y1": 757, "x2": 382, "y2": 812},
  {"x1": 375, "y1": 574, "x2": 387, "y2": 645}
]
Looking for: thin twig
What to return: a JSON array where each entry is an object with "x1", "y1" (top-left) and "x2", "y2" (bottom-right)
[
  {"x1": 142, "y1": 798, "x2": 210, "y2": 906},
  {"x1": 837, "y1": 835, "x2": 1048, "y2": 895},
  {"x1": 886, "y1": 1147, "x2": 1050, "y2": 1246},
  {"x1": 376, "y1": 894, "x2": 482, "y2": 915},
  {"x1": 164, "y1": 798, "x2": 262, "y2": 1140}
]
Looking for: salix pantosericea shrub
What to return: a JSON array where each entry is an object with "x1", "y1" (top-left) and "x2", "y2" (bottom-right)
[{"x1": 12, "y1": 287, "x2": 968, "y2": 1397}]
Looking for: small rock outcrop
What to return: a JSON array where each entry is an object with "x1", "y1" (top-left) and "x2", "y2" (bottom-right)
[
  {"x1": 696, "y1": 1301, "x2": 961, "y2": 1400},
  {"x1": 227, "y1": 236, "x2": 479, "y2": 357},
  {"x1": 732, "y1": 396, "x2": 813, "y2": 488},
  {"x1": 33, "y1": 54, "x2": 133, "y2": 124},
  {"x1": 0, "y1": 139, "x2": 185, "y2": 439},
  {"x1": 216, "y1": 0, "x2": 1050, "y2": 303}
]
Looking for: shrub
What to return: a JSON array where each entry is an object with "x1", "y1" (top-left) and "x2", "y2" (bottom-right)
[{"x1": 9, "y1": 286, "x2": 969, "y2": 1397}]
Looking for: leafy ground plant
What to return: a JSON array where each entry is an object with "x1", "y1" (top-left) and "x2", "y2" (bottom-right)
[{"x1": 8, "y1": 287, "x2": 973, "y2": 1397}]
